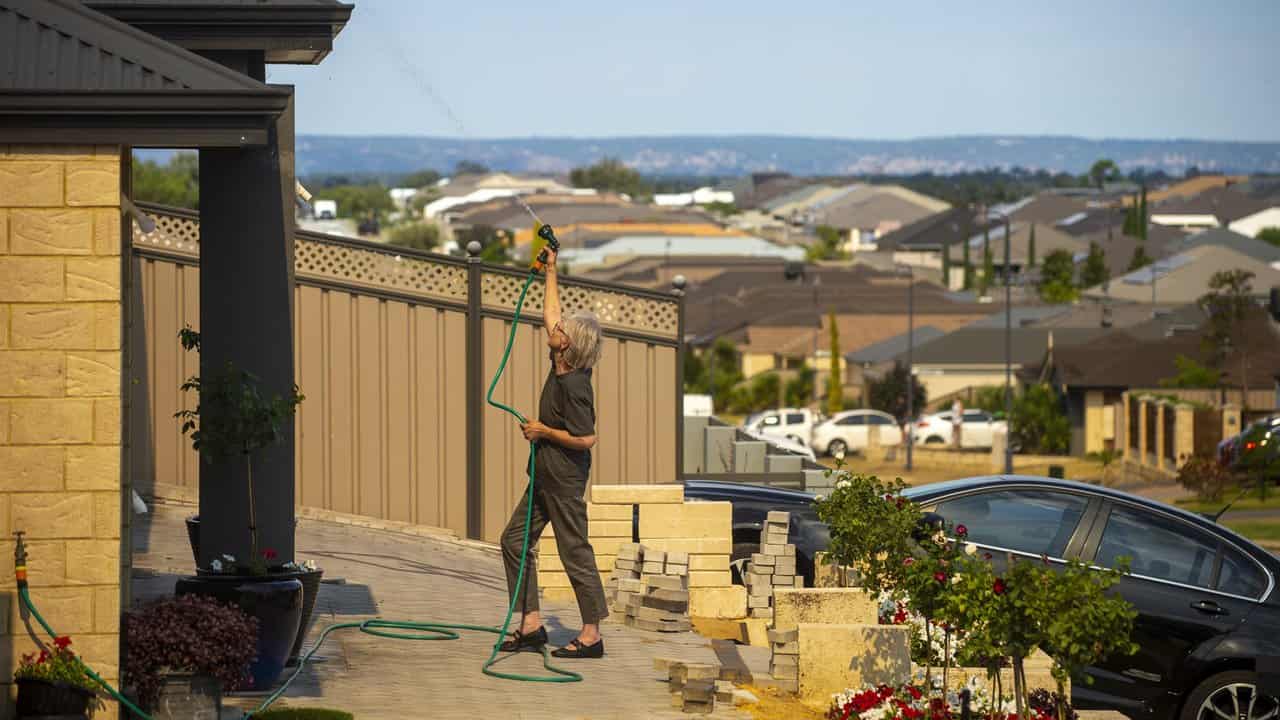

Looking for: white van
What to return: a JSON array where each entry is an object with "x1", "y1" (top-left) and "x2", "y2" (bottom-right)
[{"x1": 684, "y1": 394, "x2": 714, "y2": 417}]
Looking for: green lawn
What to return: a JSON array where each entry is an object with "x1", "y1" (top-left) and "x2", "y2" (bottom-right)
[
  {"x1": 254, "y1": 710, "x2": 353, "y2": 720},
  {"x1": 1223, "y1": 520, "x2": 1280, "y2": 544},
  {"x1": 1175, "y1": 494, "x2": 1280, "y2": 515}
]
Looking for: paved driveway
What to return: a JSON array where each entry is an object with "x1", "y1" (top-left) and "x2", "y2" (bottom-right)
[{"x1": 131, "y1": 504, "x2": 759, "y2": 720}]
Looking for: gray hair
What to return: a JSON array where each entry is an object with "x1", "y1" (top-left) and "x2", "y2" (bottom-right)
[{"x1": 561, "y1": 311, "x2": 603, "y2": 370}]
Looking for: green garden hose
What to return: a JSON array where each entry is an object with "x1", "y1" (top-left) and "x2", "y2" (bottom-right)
[{"x1": 16, "y1": 267, "x2": 581, "y2": 720}]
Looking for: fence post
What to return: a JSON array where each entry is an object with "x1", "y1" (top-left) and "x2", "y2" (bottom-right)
[
  {"x1": 1155, "y1": 402, "x2": 1167, "y2": 472},
  {"x1": 673, "y1": 275, "x2": 687, "y2": 483},
  {"x1": 466, "y1": 242, "x2": 484, "y2": 540},
  {"x1": 1137, "y1": 397, "x2": 1149, "y2": 468}
]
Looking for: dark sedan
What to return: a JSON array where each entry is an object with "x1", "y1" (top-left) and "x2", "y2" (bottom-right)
[{"x1": 685, "y1": 476, "x2": 1280, "y2": 720}]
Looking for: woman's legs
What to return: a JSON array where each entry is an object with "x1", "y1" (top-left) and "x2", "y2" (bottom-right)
[
  {"x1": 541, "y1": 492, "x2": 609, "y2": 646},
  {"x1": 499, "y1": 485, "x2": 549, "y2": 635}
]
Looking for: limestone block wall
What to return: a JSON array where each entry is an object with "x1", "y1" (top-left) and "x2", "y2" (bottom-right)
[{"x1": 0, "y1": 145, "x2": 122, "y2": 718}]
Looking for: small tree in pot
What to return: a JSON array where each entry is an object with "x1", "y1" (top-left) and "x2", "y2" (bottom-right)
[{"x1": 176, "y1": 327, "x2": 303, "y2": 575}]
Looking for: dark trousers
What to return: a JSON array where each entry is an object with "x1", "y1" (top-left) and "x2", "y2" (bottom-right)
[{"x1": 500, "y1": 485, "x2": 609, "y2": 625}]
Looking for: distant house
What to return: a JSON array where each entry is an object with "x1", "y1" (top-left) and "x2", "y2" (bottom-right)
[
  {"x1": 1048, "y1": 305, "x2": 1280, "y2": 456},
  {"x1": 653, "y1": 187, "x2": 735, "y2": 207},
  {"x1": 423, "y1": 173, "x2": 578, "y2": 218},
  {"x1": 1150, "y1": 186, "x2": 1271, "y2": 230},
  {"x1": 1080, "y1": 244, "x2": 1280, "y2": 305},
  {"x1": 810, "y1": 185, "x2": 950, "y2": 251},
  {"x1": 900, "y1": 327, "x2": 1108, "y2": 405},
  {"x1": 1229, "y1": 207, "x2": 1280, "y2": 239},
  {"x1": 957, "y1": 222, "x2": 1088, "y2": 279},
  {"x1": 1122, "y1": 175, "x2": 1250, "y2": 206},
  {"x1": 1161, "y1": 227, "x2": 1280, "y2": 265},
  {"x1": 844, "y1": 326, "x2": 946, "y2": 389},
  {"x1": 559, "y1": 234, "x2": 805, "y2": 270},
  {"x1": 876, "y1": 207, "x2": 990, "y2": 288}
]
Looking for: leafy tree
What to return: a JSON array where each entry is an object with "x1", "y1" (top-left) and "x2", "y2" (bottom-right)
[
  {"x1": 1159, "y1": 354, "x2": 1222, "y2": 388},
  {"x1": 569, "y1": 157, "x2": 652, "y2": 198},
  {"x1": 1200, "y1": 269, "x2": 1256, "y2": 409},
  {"x1": 806, "y1": 224, "x2": 846, "y2": 261},
  {"x1": 454, "y1": 160, "x2": 489, "y2": 175},
  {"x1": 1127, "y1": 243, "x2": 1153, "y2": 271},
  {"x1": 962, "y1": 237, "x2": 973, "y2": 290},
  {"x1": 1257, "y1": 227, "x2": 1280, "y2": 248},
  {"x1": 971, "y1": 385, "x2": 1008, "y2": 418},
  {"x1": 700, "y1": 339, "x2": 744, "y2": 413},
  {"x1": 320, "y1": 183, "x2": 395, "y2": 222},
  {"x1": 387, "y1": 222, "x2": 441, "y2": 252},
  {"x1": 940, "y1": 241, "x2": 952, "y2": 287},
  {"x1": 978, "y1": 227, "x2": 994, "y2": 295},
  {"x1": 868, "y1": 361, "x2": 926, "y2": 422},
  {"x1": 1038, "y1": 249, "x2": 1078, "y2": 303},
  {"x1": 826, "y1": 311, "x2": 842, "y2": 416},
  {"x1": 132, "y1": 153, "x2": 199, "y2": 208},
  {"x1": 703, "y1": 201, "x2": 738, "y2": 217},
  {"x1": 1137, "y1": 186, "x2": 1148, "y2": 241},
  {"x1": 1011, "y1": 383, "x2": 1070, "y2": 454},
  {"x1": 812, "y1": 472, "x2": 918, "y2": 593},
  {"x1": 399, "y1": 169, "x2": 441, "y2": 188},
  {"x1": 1027, "y1": 223, "x2": 1037, "y2": 268},
  {"x1": 784, "y1": 367, "x2": 815, "y2": 408},
  {"x1": 683, "y1": 348, "x2": 706, "y2": 393},
  {"x1": 1078, "y1": 241, "x2": 1109, "y2": 288},
  {"x1": 1088, "y1": 158, "x2": 1119, "y2": 189},
  {"x1": 729, "y1": 372, "x2": 781, "y2": 414}
]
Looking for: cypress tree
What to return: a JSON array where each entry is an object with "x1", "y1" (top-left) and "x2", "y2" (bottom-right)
[
  {"x1": 980, "y1": 227, "x2": 994, "y2": 295},
  {"x1": 1138, "y1": 186, "x2": 1148, "y2": 241},
  {"x1": 1027, "y1": 223, "x2": 1037, "y2": 268},
  {"x1": 826, "y1": 311, "x2": 842, "y2": 416},
  {"x1": 962, "y1": 237, "x2": 972, "y2": 290},
  {"x1": 941, "y1": 241, "x2": 952, "y2": 289}
]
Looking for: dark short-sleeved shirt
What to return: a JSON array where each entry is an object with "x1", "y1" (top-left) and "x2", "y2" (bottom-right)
[{"x1": 530, "y1": 364, "x2": 595, "y2": 496}]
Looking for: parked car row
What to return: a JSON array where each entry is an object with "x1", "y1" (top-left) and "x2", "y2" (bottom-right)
[
  {"x1": 684, "y1": 475, "x2": 1280, "y2": 720},
  {"x1": 743, "y1": 406, "x2": 1008, "y2": 456}
]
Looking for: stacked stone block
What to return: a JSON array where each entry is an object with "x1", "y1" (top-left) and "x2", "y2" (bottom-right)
[
  {"x1": 661, "y1": 660, "x2": 720, "y2": 715},
  {"x1": 767, "y1": 627, "x2": 800, "y2": 693},
  {"x1": 605, "y1": 543, "x2": 692, "y2": 632},
  {"x1": 0, "y1": 145, "x2": 124, "y2": 718},
  {"x1": 744, "y1": 511, "x2": 800, "y2": 619}
]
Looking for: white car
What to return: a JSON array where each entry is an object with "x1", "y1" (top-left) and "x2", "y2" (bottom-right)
[
  {"x1": 740, "y1": 427, "x2": 817, "y2": 462},
  {"x1": 913, "y1": 410, "x2": 1006, "y2": 449},
  {"x1": 744, "y1": 408, "x2": 822, "y2": 446},
  {"x1": 811, "y1": 410, "x2": 903, "y2": 457}
]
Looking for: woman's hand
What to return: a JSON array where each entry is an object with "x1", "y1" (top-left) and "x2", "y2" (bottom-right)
[
  {"x1": 543, "y1": 245, "x2": 558, "y2": 272},
  {"x1": 521, "y1": 421, "x2": 552, "y2": 442}
]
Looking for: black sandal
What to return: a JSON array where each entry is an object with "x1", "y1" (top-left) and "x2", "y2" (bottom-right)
[
  {"x1": 550, "y1": 638, "x2": 604, "y2": 659},
  {"x1": 499, "y1": 626, "x2": 548, "y2": 653}
]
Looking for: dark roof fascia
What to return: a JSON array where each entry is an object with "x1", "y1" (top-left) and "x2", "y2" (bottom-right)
[
  {"x1": 84, "y1": 1, "x2": 354, "y2": 64},
  {"x1": 0, "y1": 89, "x2": 290, "y2": 147}
]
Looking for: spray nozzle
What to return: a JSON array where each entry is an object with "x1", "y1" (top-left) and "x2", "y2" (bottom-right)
[{"x1": 532, "y1": 224, "x2": 560, "y2": 273}]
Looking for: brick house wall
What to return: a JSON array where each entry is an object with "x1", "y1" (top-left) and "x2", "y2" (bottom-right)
[{"x1": 0, "y1": 145, "x2": 122, "y2": 717}]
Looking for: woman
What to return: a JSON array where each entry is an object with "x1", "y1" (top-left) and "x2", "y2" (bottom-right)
[{"x1": 498, "y1": 245, "x2": 608, "y2": 659}]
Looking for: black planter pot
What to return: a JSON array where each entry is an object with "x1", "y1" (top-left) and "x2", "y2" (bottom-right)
[
  {"x1": 147, "y1": 674, "x2": 221, "y2": 720},
  {"x1": 15, "y1": 678, "x2": 92, "y2": 718},
  {"x1": 285, "y1": 568, "x2": 324, "y2": 665},
  {"x1": 185, "y1": 516, "x2": 200, "y2": 567},
  {"x1": 175, "y1": 575, "x2": 303, "y2": 692}
]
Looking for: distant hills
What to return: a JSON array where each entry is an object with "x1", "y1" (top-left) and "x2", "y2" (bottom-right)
[{"x1": 293, "y1": 135, "x2": 1280, "y2": 178}]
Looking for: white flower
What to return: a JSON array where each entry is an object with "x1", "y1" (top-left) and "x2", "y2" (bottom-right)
[
  {"x1": 932, "y1": 530, "x2": 947, "y2": 547},
  {"x1": 210, "y1": 559, "x2": 223, "y2": 572},
  {"x1": 814, "y1": 494, "x2": 824, "y2": 501},
  {"x1": 950, "y1": 573, "x2": 963, "y2": 585},
  {"x1": 834, "y1": 447, "x2": 846, "y2": 460},
  {"x1": 304, "y1": 559, "x2": 318, "y2": 571},
  {"x1": 964, "y1": 542, "x2": 978, "y2": 555},
  {"x1": 835, "y1": 478, "x2": 850, "y2": 490},
  {"x1": 222, "y1": 554, "x2": 236, "y2": 563}
]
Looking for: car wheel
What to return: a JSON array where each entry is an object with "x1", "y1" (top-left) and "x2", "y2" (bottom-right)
[
  {"x1": 827, "y1": 439, "x2": 848, "y2": 458},
  {"x1": 1181, "y1": 670, "x2": 1280, "y2": 720},
  {"x1": 730, "y1": 541, "x2": 757, "y2": 585},
  {"x1": 924, "y1": 436, "x2": 946, "y2": 445}
]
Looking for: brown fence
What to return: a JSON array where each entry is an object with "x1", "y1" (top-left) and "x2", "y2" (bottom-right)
[
  {"x1": 1128, "y1": 399, "x2": 1140, "y2": 452},
  {"x1": 1162, "y1": 406, "x2": 1176, "y2": 464},
  {"x1": 1193, "y1": 408, "x2": 1223, "y2": 458},
  {"x1": 129, "y1": 204, "x2": 683, "y2": 542},
  {"x1": 1129, "y1": 387, "x2": 1277, "y2": 412}
]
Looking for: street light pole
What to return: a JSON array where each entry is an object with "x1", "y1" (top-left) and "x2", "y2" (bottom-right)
[
  {"x1": 905, "y1": 266, "x2": 915, "y2": 471},
  {"x1": 812, "y1": 275, "x2": 821, "y2": 407},
  {"x1": 986, "y1": 208, "x2": 1015, "y2": 474}
]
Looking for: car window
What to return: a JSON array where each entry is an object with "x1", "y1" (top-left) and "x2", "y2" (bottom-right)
[
  {"x1": 1218, "y1": 547, "x2": 1267, "y2": 599},
  {"x1": 935, "y1": 412, "x2": 952, "y2": 422},
  {"x1": 934, "y1": 490, "x2": 1088, "y2": 558},
  {"x1": 1096, "y1": 506, "x2": 1215, "y2": 589},
  {"x1": 869, "y1": 415, "x2": 894, "y2": 426},
  {"x1": 837, "y1": 415, "x2": 866, "y2": 426},
  {"x1": 760, "y1": 415, "x2": 780, "y2": 427},
  {"x1": 786, "y1": 413, "x2": 805, "y2": 425},
  {"x1": 963, "y1": 410, "x2": 990, "y2": 422}
]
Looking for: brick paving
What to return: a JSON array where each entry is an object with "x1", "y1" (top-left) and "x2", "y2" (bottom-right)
[{"x1": 131, "y1": 503, "x2": 766, "y2": 720}]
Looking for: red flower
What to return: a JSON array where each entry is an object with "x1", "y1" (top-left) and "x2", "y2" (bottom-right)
[
  {"x1": 885, "y1": 494, "x2": 893, "y2": 502},
  {"x1": 37, "y1": 649, "x2": 49, "y2": 664},
  {"x1": 934, "y1": 571, "x2": 947, "y2": 584},
  {"x1": 54, "y1": 636, "x2": 72, "y2": 650},
  {"x1": 903, "y1": 557, "x2": 915, "y2": 566},
  {"x1": 907, "y1": 686, "x2": 923, "y2": 700},
  {"x1": 955, "y1": 524, "x2": 968, "y2": 536},
  {"x1": 263, "y1": 548, "x2": 278, "y2": 561},
  {"x1": 993, "y1": 578, "x2": 1007, "y2": 595},
  {"x1": 983, "y1": 552, "x2": 993, "y2": 560},
  {"x1": 896, "y1": 498, "x2": 906, "y2": 508}
]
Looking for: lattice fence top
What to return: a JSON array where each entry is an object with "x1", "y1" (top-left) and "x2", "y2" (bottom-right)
[
  {"x1": 133, "y1": 206, "x2": 680, "y2": 340},
  {"x1": 481, "y1": 271, "x2": 679, "y2": 340}
]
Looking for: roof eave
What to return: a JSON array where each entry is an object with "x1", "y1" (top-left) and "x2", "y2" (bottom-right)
[
  {"x1": 85, "y1": 2, "x2": 355, "y2": 65},
  {"x1": 0, "y1": 89, "x2": 290, "y2": 147}
]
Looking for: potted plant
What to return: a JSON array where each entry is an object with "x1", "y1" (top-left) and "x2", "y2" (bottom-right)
[
  {"x1": 173, "y1": 326, "x2": 308, "y2": 690},
  {"x1": 14, "y1": 636, "x2": 103, "y2": 718},
  {"x1": 124, "y1": 594, "x2": 257, "y2": 715}
]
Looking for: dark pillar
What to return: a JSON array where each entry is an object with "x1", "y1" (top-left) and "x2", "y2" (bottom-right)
[
  {"x1": 197, "y1": 88, "x2": 297, "y2": 568},
  {"x1": 465, "y1": 243, "x2": 483, "y2": 540}
]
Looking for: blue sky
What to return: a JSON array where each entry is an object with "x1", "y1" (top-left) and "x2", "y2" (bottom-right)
[{"x1": 266, "y1": 0, "x2": 1280, "y2": 141}]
